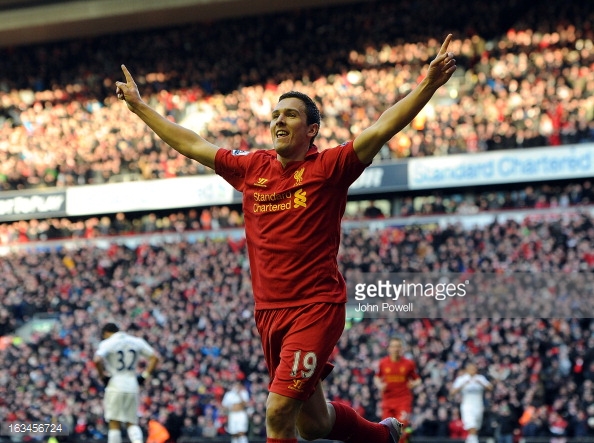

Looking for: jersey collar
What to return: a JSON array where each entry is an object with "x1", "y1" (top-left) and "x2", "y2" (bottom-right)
[{"x1": 305, "y1": 144, "x2": 319, "y2": 158}]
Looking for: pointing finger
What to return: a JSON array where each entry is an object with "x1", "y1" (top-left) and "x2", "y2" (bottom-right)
[
  {"x1": 121, "y1": 64, "x2": 134, "y2": 83},
  {"x1": 438, "y1": 34, "x2": 453, "y2": 55}
]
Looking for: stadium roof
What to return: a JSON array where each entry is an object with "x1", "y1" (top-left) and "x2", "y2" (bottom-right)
[{"x1": 0, "y1": 0, "x2": 368, "y2": 48}]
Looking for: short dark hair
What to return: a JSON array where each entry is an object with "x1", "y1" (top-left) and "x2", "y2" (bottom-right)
[
  {"x1": 101, "y1": 323, "x2": 119, "y2": 336},
  {"x1": 278, "y1": 91, "x2": 321, "y2": 145}
]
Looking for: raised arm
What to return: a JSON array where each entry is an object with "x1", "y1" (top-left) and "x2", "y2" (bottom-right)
[
  {"x1": 353, "y1": 34, "x2": 457, "y2": 164},
  {"x1": 115, "y1": 65, "x2": 219, "y2": 170}
]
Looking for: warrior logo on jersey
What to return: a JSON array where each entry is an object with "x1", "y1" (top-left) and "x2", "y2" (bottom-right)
[
  {"x1": 254, "y1": 177, "x2": 269, "y2": 187},
  {"x1": 288, "y1": 379, "x2": 306, "y2": 392}
]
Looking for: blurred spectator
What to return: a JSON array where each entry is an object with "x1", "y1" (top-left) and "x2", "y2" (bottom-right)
[
  {"x1": 363, "y1": 201, "x2": 385, "y2": 219},
  {"x1": 493, "y1": 404, "x2": 516, "y2": 443},
  {"x1": 248, "y1": 413, "x2": 266, "y2": 440},
  {"x1": 146, "y1": 418, "x2": 170, "y2": 443},
  {"x1": 164, "y1": 404, "x2": 185, "y2": 443},
  {"x1": 180, "y1": 417, "x2": 200, "y2": 440},
  {"x1": 449, "y1": 410, "x2": 467, "y2": 440},
  {"x1": 200, "y1": 417, "x2": 219, "y2": 438}
]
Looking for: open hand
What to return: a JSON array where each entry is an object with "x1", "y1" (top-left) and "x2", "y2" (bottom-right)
[{"x1": 426, "y1": 34, "x2": 457, "y2": 88}]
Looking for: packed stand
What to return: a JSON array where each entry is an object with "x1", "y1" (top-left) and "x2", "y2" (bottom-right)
[
  {"x1": 346, "y1": 178, "x2": 594, "y2": 219},
  {"x1": 0, "y1": 0, "x2": 593, "y2": 190},
  {"x1": 0, "y1": 206, "x2": 244, "y2": 246},
  {"x1": 1, "y1": 178, "x2": 593, "y2": 246},
  {"x1": 2, "y1": 209, "x2": 594, "y2": 440}
]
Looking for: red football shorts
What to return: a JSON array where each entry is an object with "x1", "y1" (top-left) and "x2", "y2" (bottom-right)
[
  {"x1": 255, "y1": 302, "x2": 345, "y2": 401},
  {"x1": 382, "y1": 399, "x2": 413, "y2": 425}
]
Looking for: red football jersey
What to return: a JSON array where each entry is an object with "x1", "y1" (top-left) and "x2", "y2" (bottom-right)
[
  {"x1": 377, "y1": 356, "x2": 420, "y2": 401},
  {"x1": 215, "y1": 142, "x2": 367, "y2": 309}
]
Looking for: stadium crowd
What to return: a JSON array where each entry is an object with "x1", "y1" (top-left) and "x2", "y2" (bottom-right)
[
  {"x1": 0, "y1": 178, "x2": 593, "y2": 245},
  {"x1": 0, "y1": 0, "x2": 592, "y2": 190},
  {"x1": 1, "y1": 0, "x2": 594, "y2": 441},
  {"x1": 2, "y1": 208, "x2": 594, "y2": 441}
]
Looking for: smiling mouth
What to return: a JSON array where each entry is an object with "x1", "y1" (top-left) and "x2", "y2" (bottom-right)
[{"x1": 276, "y1": 130, "x2": 289, "y2": 138}]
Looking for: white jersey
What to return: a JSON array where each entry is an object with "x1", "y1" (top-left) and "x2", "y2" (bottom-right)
[
  {"x1": 452, "y1": 373, "x2": 491, "y2": 409},
  {"x1": 95, "y1": 331, "x2": 155, "y2": 393},
  {"x1": 222, "y1": 388, "x2": 249, "y2": 410},
  {"x1": 222, "y1": 388, "x2": 250, "y2": 435}
]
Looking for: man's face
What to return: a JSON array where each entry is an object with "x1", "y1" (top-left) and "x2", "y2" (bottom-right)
[
  {"x1": 270, "y1": 97, "x2": 317, "y2": 162},
  {"x1": 388, "y1": 339, "x2": 402, "y2": 359}
]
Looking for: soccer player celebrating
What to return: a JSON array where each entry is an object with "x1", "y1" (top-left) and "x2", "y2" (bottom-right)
[
  {"x1": 94, "y1": 323, "x2": 160, "y2": 443},
  {"x1": 374, "y1": 337, "x2": 421, "y2": 442},
  {"x1": 451, "y1": 363, "x2": 493, "y2": 443},
  {"x1": 115, "y1": 34, "x2": 456, "y2": 443}
]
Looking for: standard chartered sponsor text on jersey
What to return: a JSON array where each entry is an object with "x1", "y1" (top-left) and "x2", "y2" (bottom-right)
[
  {"x1": 254, "y1": 201, "x2": 292, "y2": 212},
  {"x1": 253, "y1": 191, "x2": 291, "y2": 202}
]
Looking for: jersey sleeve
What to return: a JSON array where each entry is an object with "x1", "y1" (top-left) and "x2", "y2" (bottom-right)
[
  {"x1": 318, "y1": 141, "x2": 369, "y2": 189},
  {"x1": 137, "y1": 337, "x2": 156, "y2": 357},
  {"x1": 477, "y1": 375, "x2": 492, "y2": 388},
  {"x1": 452, "y1": 375, "x2": 466, "y2": 390},
  {"x1": 95, "y1": 340, "x2": 109, "y2": 359},
  {"x1": 215, "y1": 148, "x2": 251, "y2": 192}
]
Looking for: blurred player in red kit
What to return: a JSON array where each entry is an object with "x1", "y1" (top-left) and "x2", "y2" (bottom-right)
[
  {"x1": 375, "y1": 337, "x2": 421, "y2": 442},
  {"x1": 116, "y1": 34, "x2": 456, "y2": 443}
]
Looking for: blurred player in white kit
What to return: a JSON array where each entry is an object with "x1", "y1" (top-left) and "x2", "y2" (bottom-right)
[
  {"x1": 222, "y1": 381, "x2": 251, "y2": 443},
  {"x1": 451, "y1": 363, "x2": 493, "y2": 443},
  {"x1": 94, "y1": 323, "x2": 160, "y2": 443}
]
